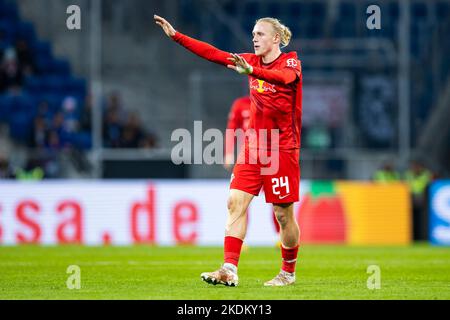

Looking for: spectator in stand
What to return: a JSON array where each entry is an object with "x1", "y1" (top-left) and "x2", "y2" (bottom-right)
[
  {"x1": 36, "y1": 100, "x2": 53, "y2": 127},
  {"x1": 0, "y1": 47, "x2": 23, "y2": 92},
  {"x1": 140, "y1": 131, "x2": 158, "y2": 149},
  {"x1": 0, "y1": 29, "x2": 7, "y2": 55},
  {"x1": 373, "y1": 162, "x2": 400, "y2": 183},
  {"x1": 105, "y1": 91, "x2": 126, "y2": 119},
  {"x1": 77, "y1": 90, "x2": 158, "y2": 149},
  {"x1": 46, "y1": 130, "x2": 62, "y2": 151},
  {"x1": 30, "y1": 100, "x2": 54, "y2": 148},
  {"x1": 15, "y1": 39, "x2": 34, "y2": 76},
  {"x1": 80, "y1": 93, "x2": 93, "y2": 132},
  {"x1": 32, "y1": 116, "x2": 48, "y2": 149},
  {"x1": 61, "y1": 96, "x2": 80, "y2": 134},
  {"x1": 103, "y1": 105, "x2": 123, "y2": 148},
  {"x1": 405, "y1": 161, "x2": 434, "y2": 194},
  {"x1": 405, "y1": 160, "x2": 435, "y2": 240},
  {"x1": 48, "y1": 112, "x2": 65, "y2": 149},
  {"x1": 121, "y1": 111, "x2": 144, "y2": 148},
  {"x1": 15, "y1": 158, "x2": 44, "y2": 181},
  {"x1": 42, "y1": 130, "x2": 63, "y2": 178},
  {"x1": 102, "y1": 91, "x2": 124, "y2": 148},
  {"x1": 0, "y1": 155, "x2": 13, "y2": 179}
]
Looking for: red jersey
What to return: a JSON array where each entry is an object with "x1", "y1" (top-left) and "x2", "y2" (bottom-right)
[
  {"x1": 225, "y1": 96, "x2": 251, "y2": 157},
  {"x1": 172, "y1": 32, "x2": 302, "y2": 152}
]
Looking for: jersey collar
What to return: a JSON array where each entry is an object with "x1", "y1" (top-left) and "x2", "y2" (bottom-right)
[{"x1": 261, "y1": 52, "x2": 284, "y2": 66}]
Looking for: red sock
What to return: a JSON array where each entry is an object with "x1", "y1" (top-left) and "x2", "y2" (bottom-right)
[
  {"x1": 281, "y1": 244, "x2": 299, "y2": 273},
  {"x1": 224, "y1": 236, "x2": 243, "y2": 267}
]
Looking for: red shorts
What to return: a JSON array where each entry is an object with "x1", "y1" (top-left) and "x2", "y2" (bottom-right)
[{"x1": 230, "y1": 148, "x2": 300, "y2": 203}]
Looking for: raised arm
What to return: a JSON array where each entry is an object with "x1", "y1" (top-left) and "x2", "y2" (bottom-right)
[
  {"x1": 154, "y1": 15, "x2": 231, "y2": 66},
  {"x1": 251, "y1": 67, "x2": 298, "y2": 85},
  {"x1": 228, "y1": 53, "x2": 299, "y2": 85},
  {"x1": 154, "y1": 15, "x2": 300, "y2": 83}
]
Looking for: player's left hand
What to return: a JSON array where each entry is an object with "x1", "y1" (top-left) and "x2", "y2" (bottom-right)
[
  {"x1": 154, "y1": 14, "x2": 176, "y2": 38},
  {"x1": 227, "y1": 53, "x2": 253, "y2": 75}
]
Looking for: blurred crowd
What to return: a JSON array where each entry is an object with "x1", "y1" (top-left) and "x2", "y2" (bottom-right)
[
  {"x1": 0, "y1": 3, "x2": 160, "y2": 180},
  {"x1": 0, "y1": 41, "x2": 157, "y2": 179},
  {"x1": 0, "y1": 90, "x2": 159, "y2": 180},
  {"x1": 373, "y1": 160, "x2": 435, "y2": 191},
  {"x1": 100, "y1": 91, "x2": 157, "y2": 149}
]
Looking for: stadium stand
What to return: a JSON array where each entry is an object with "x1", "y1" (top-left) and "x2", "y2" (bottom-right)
[
  {"x1": 0, "y1": 0, "x2": 158, "y2": 178},
  {"x1": 0, "y1": 0, "x2": 89, "y2": 149}
]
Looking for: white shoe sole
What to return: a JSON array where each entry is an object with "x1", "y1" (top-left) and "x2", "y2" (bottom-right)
[
  {"x1": 263, "y1": 281, "x2": 295, "y2": 287},
  {"x1": 200, "y1": 273, "x2": 238, "y2": 287}
]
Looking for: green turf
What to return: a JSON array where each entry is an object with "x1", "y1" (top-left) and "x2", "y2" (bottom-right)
[{"x1": 0, "y1": 244, "x2": 449, "y2": 299}]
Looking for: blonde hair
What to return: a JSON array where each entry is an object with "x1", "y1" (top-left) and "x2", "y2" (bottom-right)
[{"x1": 255, "y1": 17, "x2": 292, "y2": 48}]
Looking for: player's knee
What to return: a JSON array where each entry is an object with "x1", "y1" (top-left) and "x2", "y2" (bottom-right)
[
  {"x1": 227, "y1": 195, "x2": 244, "y2": 216},
  {"x1": 227, "y1": 196, "x2": 234, "y2": 211},
  {"x1": 275, "y1": 211, "x2": 288, "y2": 228},
  {"x1": 274, "y1": 205, "x2": 294, "y2": 228}
]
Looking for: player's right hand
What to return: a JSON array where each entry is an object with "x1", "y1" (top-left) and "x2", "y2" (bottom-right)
[
  {"x1": 227, "y1": 53, "x2": 253, "y2": 75},
  {"x1": 154, "y1": 14, "x2": 176, "y2": 38}
]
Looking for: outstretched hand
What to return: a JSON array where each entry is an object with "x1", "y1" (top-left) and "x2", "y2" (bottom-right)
[
  {"x1": 154, "y1": 14, "x2": 176, "y2": 38},
  {"x1": 227, "y1": 53, "x2": 253, "y2": 75}
]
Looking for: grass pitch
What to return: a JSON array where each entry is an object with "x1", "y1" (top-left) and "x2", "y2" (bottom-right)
[{"x1": 0, "y1": 244, "x2": 449, "y2": 300}]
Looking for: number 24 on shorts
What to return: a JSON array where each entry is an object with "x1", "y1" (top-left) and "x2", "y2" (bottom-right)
[{"x1": 272, "y1": 176, "x2": 290, "y2": 197}]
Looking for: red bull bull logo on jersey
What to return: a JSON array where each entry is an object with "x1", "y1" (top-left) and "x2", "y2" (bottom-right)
[{"x1": 250, "y1": 79, "x2": 276, "y2": 93}]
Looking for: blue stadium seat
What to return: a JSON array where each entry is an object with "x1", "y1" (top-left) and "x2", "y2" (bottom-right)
[
  {"x1": 304, "y1": 19, "x2": 323, "y2": 39},
  {"x1": 288, "y1": 21, "x2": 301, "y2": 38},
  {"x1": 36, "y1": 93, "x2": 64, "y2": 113},
  {"x1": 49, "y1": 59, "x2": 71, "y2": 75},
  {"x1": 339, "y1": 2, "x2": 356, "y2": 19},
  {"x1": 24, "y1": 76, "x2": 42, "y2": 94},
  {"x1": 0, "y1": 1, "x2": 19, "y2": 21},
  {"x1": 71, "y1": 132, "x2": 92, "y2": 150},
  {"x1": 8, "y1": 93, "x2": 35, "y2": 115},
  {"x1": 16, "y1": 21, "x2": 35, "y2": 43},
  {"x1": 213, "y1": 24, "x2": 231, "y2": 51},
  {"x1": 436, "y1": 2, "x2": 450, "y2": 20},
  {"x1": 35, "y1": 55, "x2": 53, "y2": 74},
  {"x1": 0, "y1": 41, "x2": 9, "y2": 53},
  {"x1": 286, "y1": 2, "x2": 304, "y2": 19},
  {"x1": 388, "y1": 2, "x2": 399, "y2": 18},
  {"x1": 179, "y1": 0, "x2": 198, "y2": 25},
  {"x1": 223, "y1": 1, "x2": 237, "y2": 16},
  {"x1": 285, "y1": 6, "x2": 303, "y2": 37},
  {"x1": 65, "y1": 77, "x2": 87, "y2": 97},
  {"x1": 266, "y1": 2, "x2": 282, "y2": 19},
  {"x1": 0, "y1": 1, "x2": 88, "y2": 151},
  {"x1": 243, "y1": 1, "x2": 260, "y2": 26},
  {"x1": 0, "y1": 93, "x2": 12, "y2": 122},
  {"x1": 0, "y1": 19, "x2": 16, "y2": 43},
  {"x1": 309, "y1": 2, "x2": 326, "y2": 19},
  {"x1": 40, "y1": 75, "x2": 66, "y2": 92},
  {"x1": 410, "y1": 24, "x2": 420, "y2": 56},
  {"x1": 412, "y1": 2, "x2": 427, "y2": 19},
  {"x1": 441, "y1": 61, "x2": 450, "y2": 83},
  {"x1": 8, "y1": 112, "x2": 33, "y2": 142},
  {"x1": 32, "y1": 40, "x2": 52, "y2": 58},
  {"x1": 333, "y1": 21, "x2": 356, "y2": 38}
]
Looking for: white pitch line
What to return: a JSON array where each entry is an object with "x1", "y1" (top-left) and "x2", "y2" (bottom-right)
[{"x1": 0, "y1": 260, "x2": 279, "y2": 267}]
